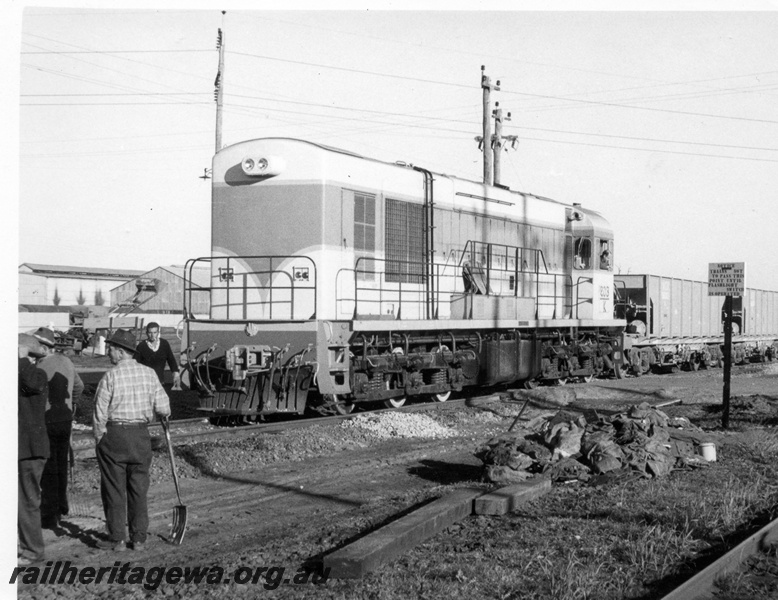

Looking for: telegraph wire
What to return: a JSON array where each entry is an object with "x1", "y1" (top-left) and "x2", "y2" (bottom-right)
[{"x1": 22, "y1": 90, "x2": 778, "y2": 154}]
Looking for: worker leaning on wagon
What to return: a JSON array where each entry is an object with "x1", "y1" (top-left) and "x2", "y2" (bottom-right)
[
  {"x1": 18, "y1": 334, "x2": 50, "y2": 566},
  {"x1": 33, "y1": 327, "x2": 84, "y2": 530},
  {"x1": 92, "y1": 329, "x2": 171, "y2": 552},
  {"x1": 135, "y1": 321, "x2": 180, "y2": 388}
]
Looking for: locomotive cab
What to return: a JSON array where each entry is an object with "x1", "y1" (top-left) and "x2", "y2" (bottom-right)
[{"x1": 568, "y1": 207, "x2": 615, "y2": 320}]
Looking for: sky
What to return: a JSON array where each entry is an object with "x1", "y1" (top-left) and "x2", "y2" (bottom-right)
[{"x1": 7, "y1": 2, "x2": 778, "y2": 293}]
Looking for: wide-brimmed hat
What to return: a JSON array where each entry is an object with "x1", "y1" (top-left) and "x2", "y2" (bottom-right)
[
  {"x1": 33, "y1": 327, "x2": 57, "y2": 348},
  {"x1": 19, "y1": 333, "x2": 46, "y2": 358},
  {"x1": 106, "y1": 329, "x2": 137, "y2": 353}
]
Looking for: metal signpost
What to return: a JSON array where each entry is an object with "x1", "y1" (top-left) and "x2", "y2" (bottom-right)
[{"x1": 708, "y1": 262, "x2": 746, "y2": 429}]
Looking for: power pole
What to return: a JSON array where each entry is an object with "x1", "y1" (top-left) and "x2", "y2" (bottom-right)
[
  {"x1": 214, "y1": 13, "x2": 226, "y2": 153},
  {"x1": 493, "y1": 103, "x2": 509, "y2": 186},
  {"x1": 481, "y1": 66, "x2": 499, "y2": 185}
]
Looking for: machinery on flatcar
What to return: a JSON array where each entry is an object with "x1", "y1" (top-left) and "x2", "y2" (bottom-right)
[
  {"x1": 614, "y1": 274, "x2": 778, "y2": 374},
  {"x1": 179, "y1": 138, "x2": 626, "y2": 419}
]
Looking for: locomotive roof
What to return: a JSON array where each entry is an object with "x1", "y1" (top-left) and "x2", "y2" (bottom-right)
[{"x1": 220, "y1": 137, "x2": 574, "y2": 209}]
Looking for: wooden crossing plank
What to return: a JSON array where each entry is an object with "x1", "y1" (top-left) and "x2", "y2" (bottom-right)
[
  {"x1": 473, "y1": 479, "x2": 551, "y2": 515},
  {"x1": 324, "y1": 487, "x2": 484, "y2": 579}
]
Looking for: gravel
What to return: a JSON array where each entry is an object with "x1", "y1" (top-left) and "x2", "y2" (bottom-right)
[
  {"x1": 338, "y1": 412, "x2": 457, "y2": 440},
  {"x1": 69, "y1": 409, "x2": 491, "y2": 494}
]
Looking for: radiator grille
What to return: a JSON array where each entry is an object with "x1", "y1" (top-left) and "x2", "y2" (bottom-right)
[{"x1": 386, "y1": 198, "x2": 424, "y2": 284}]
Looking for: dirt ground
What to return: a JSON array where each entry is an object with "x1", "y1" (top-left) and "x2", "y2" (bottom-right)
[{"x1": 13, "y1": 363, "x2": 778, "y2": 600}]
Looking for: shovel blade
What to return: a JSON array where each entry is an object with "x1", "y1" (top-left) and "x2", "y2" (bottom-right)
[{"x1": 169, "y1": 505, "x2": 188, "y2": 545}]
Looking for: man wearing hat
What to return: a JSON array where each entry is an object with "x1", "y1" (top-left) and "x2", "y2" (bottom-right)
[
  {"x1": 18, "y1": 334, "x2": 50, "y2": 565},
  {"x1": 33, "y1": 327, "x2": 84, "y2": 529},
  {"x1": 92, "y1": 329, "x2": 170, "y2": 552}
]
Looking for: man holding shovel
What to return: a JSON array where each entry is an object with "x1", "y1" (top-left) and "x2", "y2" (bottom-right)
[{"x1": 92, "y1": 329, "x2": 170, "y2": 552}]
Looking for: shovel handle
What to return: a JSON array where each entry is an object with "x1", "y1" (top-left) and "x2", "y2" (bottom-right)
[{"x1": 160, "y1": 417, "x2": 184, "y2": 506}]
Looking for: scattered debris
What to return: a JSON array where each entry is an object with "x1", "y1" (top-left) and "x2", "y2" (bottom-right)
[{"x1": 476, "y1": 402, "x2": 712, "y2": 485}]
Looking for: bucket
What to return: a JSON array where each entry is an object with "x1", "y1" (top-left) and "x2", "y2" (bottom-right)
[{"x1": 699, "y1": 442, "x2": 717, "y2": 462}]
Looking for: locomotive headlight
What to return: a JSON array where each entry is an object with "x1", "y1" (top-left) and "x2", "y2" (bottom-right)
[{"x1": 240, "y1": 155, "x2": 285, "y2": 177}]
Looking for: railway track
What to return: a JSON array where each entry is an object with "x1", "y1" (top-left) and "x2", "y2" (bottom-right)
[
  {"x1": 70, "y1": 359, "x2": 772, "y2": 460},
  {"x1": 659, "y1": 514, "x2": 778, "y2": 600}
]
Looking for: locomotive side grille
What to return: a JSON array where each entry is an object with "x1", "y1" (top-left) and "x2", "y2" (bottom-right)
[{"x1": 386, "y1": 198, "x2": 424, "y2": 284}]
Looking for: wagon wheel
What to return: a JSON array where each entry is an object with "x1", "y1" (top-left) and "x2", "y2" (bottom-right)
[
  {"x1": 383, "y1": 396, "x2": 407, "y2": 409},
  {"x1": 639, "y1": 350, "x2": 652, "y2": 375},
  {"x1": 629, "y1": 349, "x2": 644, "y2": 377},
  {"x1": 613, "y1": 362, "x2": 628, "y2": 379}
]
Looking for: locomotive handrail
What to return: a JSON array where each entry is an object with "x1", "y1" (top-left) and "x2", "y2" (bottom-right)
[
  {"x1": 343, "y1": 255, "x2": 574, "y2": 322},
  {"x1": 574, "y1": 275, "x2": 595, "y2": 320},
  {"x1": 534, "y1": 273, "x2": 573, "y2": 319},
  {"x1": 183, "y1": 255, "x2": 317, "y2": 321}
]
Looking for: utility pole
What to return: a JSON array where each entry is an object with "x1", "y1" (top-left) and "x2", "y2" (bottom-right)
[
  {"x1": 481, "y1": 66, "x2": 499, "y2": 185},
  {"x1": 493, "y1": 103, "x2": 509, "y2": 186},
  {"x1": 214, "y1": 12, "x2": 226, "y2": 153}
]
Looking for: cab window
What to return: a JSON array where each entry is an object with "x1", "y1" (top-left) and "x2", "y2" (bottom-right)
[
  {"x1": 573, "y1": 237, "x2": 591, "y2": 270},
  {"x1": 598, "y1": 238, "x2": 613, "y2": 271}
]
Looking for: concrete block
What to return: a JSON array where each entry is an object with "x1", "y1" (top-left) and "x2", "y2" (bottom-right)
[{"x1": 473, "y1": 478, "x2": 551, "y2": 515}]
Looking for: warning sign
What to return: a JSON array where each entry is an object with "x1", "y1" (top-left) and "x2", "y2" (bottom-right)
[{"x1": 708, "y1": 262, "x2": 746, "y2": 296}]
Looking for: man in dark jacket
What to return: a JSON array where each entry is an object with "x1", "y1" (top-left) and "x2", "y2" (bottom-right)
[
  {"x1": 18, "y1": 334, "x2": 50, "y2": 565},
  {"x1": 135, "y1": 322, "x2": 180, "y2": 388},
  {"x1": 34, "y1": 326, "x2": 84, "y2": 528}
]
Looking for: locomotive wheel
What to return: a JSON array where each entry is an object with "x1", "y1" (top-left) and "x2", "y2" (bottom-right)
[
  {"x1": 432, "y1": 391, "x2": 451, "y2": 402},
  {"x1": 429, "y1": 345, "x2": 451, "y2": 402},
  {"x1": 384, "y1": 396, "x2": 407, "y2": 408},
  {"x1": 329, "y1": 394, "x2": 355, "y2": 415}
]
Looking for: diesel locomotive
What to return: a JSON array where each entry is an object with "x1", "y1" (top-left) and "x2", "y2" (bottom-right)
[{"x1": 180, "y1": 137, "x2": 628, "y2": 418}]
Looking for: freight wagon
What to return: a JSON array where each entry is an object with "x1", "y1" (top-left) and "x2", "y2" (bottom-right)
[
  {"x1": 614, "y1": 274, "x2": 778, "y2": 374},
  {"x1": 179, "y1": 138, "x2": 627, "y2": 420}
]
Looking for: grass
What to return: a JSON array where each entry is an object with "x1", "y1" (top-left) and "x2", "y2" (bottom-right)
[{"x1": 294, "y1": 425, "x2": 778, "y2": 600}]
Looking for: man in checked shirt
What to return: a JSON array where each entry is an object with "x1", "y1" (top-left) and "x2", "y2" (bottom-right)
[{"x1": 92, "y1": 329, "x2": 171, "y2": 552}]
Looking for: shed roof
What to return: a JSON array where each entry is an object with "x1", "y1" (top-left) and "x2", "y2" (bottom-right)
[{"x1": 19, "y1": 263, "x2": 146, "y2": 279}]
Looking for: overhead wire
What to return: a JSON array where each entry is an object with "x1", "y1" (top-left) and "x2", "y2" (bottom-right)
[{"x1": 19, "y1": 27, "x2": 778, "y2": 163}]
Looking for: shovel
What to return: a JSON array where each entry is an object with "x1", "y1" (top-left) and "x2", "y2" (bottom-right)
[{"x1": 160, "y1": 417, "x2": 187, "y2": 544}]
